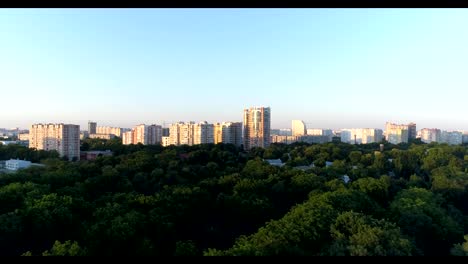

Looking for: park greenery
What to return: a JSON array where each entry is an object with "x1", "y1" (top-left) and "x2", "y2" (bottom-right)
[{"x1": 0, "y1": 138, "x2": 468, "y2": 256}]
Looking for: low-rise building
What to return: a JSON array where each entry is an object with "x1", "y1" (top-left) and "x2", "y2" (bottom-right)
[
  {"x1": 4, "y1": 159, "x2": 43, "y2": 171},
  {"x1": 80, "y1": 150, "x2": 113, "y2": 161},
  {"x1": 89, "y1": 133, "x2": 116, "y2": 140}
]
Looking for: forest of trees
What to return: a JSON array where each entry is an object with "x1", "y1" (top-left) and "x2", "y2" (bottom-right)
[{"x1": 0, "y1": 138, "x2": 468, "y2": 256}]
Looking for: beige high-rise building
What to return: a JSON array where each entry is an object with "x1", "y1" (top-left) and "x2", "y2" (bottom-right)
[
  {"x1": 385, "y1": 122, "x2": 410, "y2": 144},
  {"x1": 243, "y1": 106, "x2": 271, "y2": 150},
  {"x1": 169, "y1": 121, "x2": 215, "y2": 146},
  {"x1": 161, "y1": 136, "x2": 171, "y2": 147},
  {"x1": 214, "y1": 122, "x2": 242, "y2": 147},
  {"x1": 169, "y1": 122, "x2": 194, "y2": 146},
  {"x1": 291, "y1": 120, "x2": 307, "y2": 136},
  {"x1": 122, "y1": 130, "x2": 133, "y2": 145},
  {"x1": 194, "y1": 121, "x2": 214, "y2": 145},
  {"x1": 29, "y1": 123, "x2": 80, "y2": 161}
]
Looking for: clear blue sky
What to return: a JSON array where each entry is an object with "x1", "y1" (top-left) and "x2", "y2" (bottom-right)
[{"x1": 1, "y1": 8, "x2": 468, "y2": 131}]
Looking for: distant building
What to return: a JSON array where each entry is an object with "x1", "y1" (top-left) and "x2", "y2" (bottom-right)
[
  {"x1": 80, "y1": 131, "x2": 89, "y2": 140},
  {"x1": 29, "y1": 123, "x2": 80, "y2": 161},
  {"x1": 291, "y1": 120, "x2": 307, "y2": 136},
  {"x1": 80, "y1": 150, "x2": 113, "y2": 161},
  {"x1": 0, "y1": 141, "x2": 20, "y2": 146},
  {"x1": 462, "y1": 132, "x2": 468, "y2": 144},
  {"x1": 441, "y1": 131, "x2": 463, "y2": 145},
  {"x1": 123, "y1": 124, "x2": 162, "y2": 145},
  {"x1": 271, "y1": 135, "x2": 299, "y2": 144},
  {"x1": 193, "y1": 121, "x2": 214, "y2": 145},
  {"x1": 96, "y1": 126, "x2": 124, "y2": 137},
  {"x1": 162, "y1": 136, "x2": 171, "y2": 147},
  {"x1": 122, "y1": 131, "x2": 133, "y2": 145},
  {"x1": 299, "y1": 135, "x2": 332, "y2": 144},
  {"x1": 88, "y1": 121, "x2": 97, "y2": 135},
  {"x1": 243, "y1": 106, "x2": 271, "y2": 150},
  {"x1": 89, "y1": 133, "x2": 116, "y2": 140},
  {"x1": 407, "y1": 123, "x2": 417, "y2": 140},
  {"x1": 385, "y1": 122, "x2": 414, "y2": 144},
  {"x1": 5, "y1": 159, "x2": 43, "y2": 171},
  {"x1": 341, "y1": 128, "x2": 383, "y2": 144},
  {"x1": 307, "y1": 129, "x2": 333, "y2": 137},
  {"x1": 167, "y1": 121, "x2": 217, "y2": 146},
  {"x1": 162, "y1": 128, "x2": 170, "y2": 137},
  {"x1": 264, "y1": 159, "x2": 284, "y2": 167},
  {"x1": 214, "y1": 122, "x2": 243, "y2": 146},
  {"x1": 420, "y1": 128, "x2": 441, "y2": 143},
  {"x1": 18, "y1": 133, "x2": 29, "y2": 141}
]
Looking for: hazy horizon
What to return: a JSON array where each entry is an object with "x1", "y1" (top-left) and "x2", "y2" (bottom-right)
[{"x1": 2, "y1": 9, "x2": 468, "y2": 131}]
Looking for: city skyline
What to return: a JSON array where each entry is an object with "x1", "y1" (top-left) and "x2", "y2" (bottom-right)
[{"x1": 2, "y1": 9, "x2": 468, "y2": 130}]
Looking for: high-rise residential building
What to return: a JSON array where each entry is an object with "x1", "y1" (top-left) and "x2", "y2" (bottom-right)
[
  {"x1": 162, "y1": 128, "x2": 170, "y2": 137},
  {"x1": 122, "y1": 130, "x2": 133, "y2": 145},
  {"x1": 214, "y1": 123, "x2": 223, "y2": 144},
  {"x1": 407, "y1": 123, "x2": 417, "y2": 140},
  {"x1": 291, "y1": 120, "x2": 307, "y2": 136},
  {"x1": 441, "y1": 131, "x2": 463, "y2": 145},
  {"x1": 162, "y1": 136, "x2": 171, "y2": 147},
  {"x1": 385, "y1": 122, "x2": 410, "y2": 144},
  {"x1": 194, "y1": 121, "x2": 214, "y2": 145},
  {"x1": 29, "y1": 123, "x2": 80, "y2": 161},
  {"x1": 214, "y1": 122, "x2": 243, "y2": 146},
  {"x1": 420, "y1": 128, "x2": 441, "y2": 143},
  {"x1": 169, "y1": 122, "x2": 195, "y2": 146},
  {"x1": 340, "y1": 128, "x2": 383, "y2": 144},
  {"x1": 243, "y1": 106, "x2": 271, "y2": 150},
  {"x1": 88, "y1": 121, "x2": 97, "y2": 135},
  {"x1": 96, "y1": 126, "x2": 123, "y2": 137},
  {"x1": 168, "y1": 121, "x2": 216, "y2": 146},
  {"x1": 122, "y1": 124, "x2": 162, "y2": 145}
]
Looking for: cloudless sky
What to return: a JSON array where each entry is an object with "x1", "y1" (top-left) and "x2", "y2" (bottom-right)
[{"x1": 1, "y1": 8, "x2": 468, "y2": 131}]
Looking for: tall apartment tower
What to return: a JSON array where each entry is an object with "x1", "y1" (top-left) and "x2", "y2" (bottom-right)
[
  {"x1": 243, "y1": 106, "x2": 271, "y2": 150},
  {"x1": 88, "y1": 121, "x2": 97, "y2": 135},
  {"x1": 407, "y1": 123, "x2": 417, "y2": 140},
  {"x1": 214, "y1": 122, "x2": 243, "y2": 147},
  {"x1": 385, "y1": 122, "x2": 410, "y2": 144},
  {"x1": 194, "y1": 121, "x2": 214, "y2": 145},
  {"x1": 291, "y1": 120, "x2": 307, "y2": 136},
  {"x1": 29, "y1": 123, "x2": 80, "y2": 161},
  {"x1": 169, "y1": 122, "x2": 195, "y2": 146}
]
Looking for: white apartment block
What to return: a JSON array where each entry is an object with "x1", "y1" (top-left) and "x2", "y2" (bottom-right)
[
  {"x1": 291, "y1": 120, "x2": 307, "y2": 136},
  {"x1": 420, "y1": 128, "x2": 441, "y2": 143},
  {"x1": 29, "y1": 123, "x2": 80, "y2": 161},
  {"x1": 341, "y1": 128, "x2": 383, "y2": 144}
]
